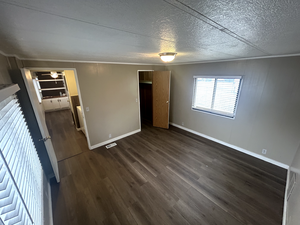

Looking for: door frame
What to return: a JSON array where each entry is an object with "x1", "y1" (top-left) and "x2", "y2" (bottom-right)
[
  {"x1": 137, "y1": 70, "x2": 154, "y2": 130},
  {"x1": 23, "y1": 67, "x2": 91, "y2": 151}
]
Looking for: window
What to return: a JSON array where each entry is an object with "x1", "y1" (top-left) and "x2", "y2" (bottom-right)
[
  {"x1": 0, "y1": 85, "x2": 43, "y2": 225},
  {"x1": 192, "y1": 76, "x2": 242, "y2": 118}
]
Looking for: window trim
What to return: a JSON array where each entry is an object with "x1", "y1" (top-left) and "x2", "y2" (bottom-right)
[{"x1": 191, "y1": 75, "x2": 243, "y2": 119}]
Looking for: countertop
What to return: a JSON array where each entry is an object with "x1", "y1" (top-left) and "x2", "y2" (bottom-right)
[{"x1": 42, "y1": 95, "x2": 68, "y2": 100}]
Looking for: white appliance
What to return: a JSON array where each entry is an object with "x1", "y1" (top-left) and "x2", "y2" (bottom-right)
[{"x1": 76, "y1": 106, "x2": 86, "y2": 136}]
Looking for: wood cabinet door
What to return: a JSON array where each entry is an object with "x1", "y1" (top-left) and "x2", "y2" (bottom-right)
[
  {"x1": 152, "y1": 71, "x2": 171, "y2": 129},
  {"x1": 59, "y1": 97, "x2": 70, "y2": 108},
  {"x1": 52, "y1": 99, "x2": 60, "y2": 109},
  {"x1": 42, "y1": 99, "x2": 53, "y2": 111}
]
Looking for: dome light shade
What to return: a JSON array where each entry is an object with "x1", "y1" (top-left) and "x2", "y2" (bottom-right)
[
  {"x1": 159, "y1": 52, "x2": 177, "y2": 62},
  {"x1": 50, "y1": 72, "x2": 58, "y2": 78}
]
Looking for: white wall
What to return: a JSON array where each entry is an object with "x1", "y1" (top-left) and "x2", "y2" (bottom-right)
[{"x1": 166, "y1": 56, "x2": 300, "y2": 166}]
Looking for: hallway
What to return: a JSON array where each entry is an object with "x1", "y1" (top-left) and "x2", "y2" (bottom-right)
[{"x1": 46, "y1": 109, "x2": 89, "y2": 161}]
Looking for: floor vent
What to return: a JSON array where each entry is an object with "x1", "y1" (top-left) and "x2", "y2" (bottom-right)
[{"x1": 106, "y1": 143, "x2": 117, "y2": 149}]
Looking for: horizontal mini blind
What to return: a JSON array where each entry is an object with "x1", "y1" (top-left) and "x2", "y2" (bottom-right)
[
  {"x1": 0, "y1": 93, "x2": 42, "y2": 225},
  {"x1": 213, "y1": 78, "x2": 241, "y2": 115},
  {"x1": 193, "y1": 76, "x2": 242, "y2": 118}
]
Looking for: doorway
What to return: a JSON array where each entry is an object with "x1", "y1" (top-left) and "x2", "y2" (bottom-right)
[
  {"x1": 138, "y1": 70, "x2": 171, "y2": 129},
  {"x1": 139, "y1": 71, "x2": 153, "y2": 124},
  {"x1": 28, "y1": 68, "x2": 88, "y2": 161}
]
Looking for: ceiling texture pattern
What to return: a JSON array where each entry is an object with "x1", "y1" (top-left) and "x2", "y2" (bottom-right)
[{"x1": 0, "y1": 0, "x2": 300, "y2": 64}]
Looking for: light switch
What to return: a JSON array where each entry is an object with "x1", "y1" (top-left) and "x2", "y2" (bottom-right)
[{"x1": 86, "y1": 107, "x2": 90, "y2": 112}]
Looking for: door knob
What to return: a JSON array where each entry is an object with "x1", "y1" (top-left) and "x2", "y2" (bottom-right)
[
  {"x1": 166, "y1": 101, "x2": 169, "y2": 103},
  {"x1": 39, "y1": 136, "x2": 51, "y2": 142}
]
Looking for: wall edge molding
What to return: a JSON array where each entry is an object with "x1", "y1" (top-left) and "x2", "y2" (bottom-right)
[
  {"x1": 89, "y1": 129, "x2": 141, "y2": 150},
  {"x1": 2, "y1": 50, "x2": 300, "y2": 67},
  {"x1": 21, "y1": 57, "x2": 160, "y2": 66},
  {"x1": 165, "y1": 53, "x2": 300, "y2": 66},
  {"x1": 170, "y1": 122, "x2": 289, "y2": 169},
  {"x1": 282, "y1": 168, "x2": 290, "y2": 225}
]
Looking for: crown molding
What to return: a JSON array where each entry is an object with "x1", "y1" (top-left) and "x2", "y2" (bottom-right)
[
  {"x1": 165, "y1": 53, "x2": 300, "y2": 66},
  {"x1": 19, "y1": 57, "x2": 161, "y2": 66},
  {"x1": 0, "y1": 50, "x2": 21, "y2": 59},
  {"x1": 1, "y1": 50, "x2": 300, "y2": 66}
]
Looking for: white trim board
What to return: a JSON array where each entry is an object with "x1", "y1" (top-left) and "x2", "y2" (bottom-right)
[
  {"x1": 282, "y1": 168, "x2": 290, "y2": 225},
  {"x1": 2, "y1": 49, "x2": 300, "y2": 67},
  {"x1": 17, "y1": 53, "x2": 300, "y2": 66},
  {"x1": 90, "y1": 129, "x2": 141, "y2": 150},
  {"x1": 167, "y1": 53, "x2": 300, "y2": 66},
  {"x1": 170, "y1": 122, "x2": 289, "y2": 169}
]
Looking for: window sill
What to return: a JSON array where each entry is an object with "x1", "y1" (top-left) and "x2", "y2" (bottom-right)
[{"x1": 191, "y1": 107, "x2": 236, "y2": 119}]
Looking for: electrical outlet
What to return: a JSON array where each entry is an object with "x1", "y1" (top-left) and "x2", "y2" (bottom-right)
[
  {"x1": 262, "y1": 149, "x2": 267, "y2": 155},
  {"x1": 86, "y1": 107, "x2": 89, "y2": 112},
  {"x1": 182, "y1": 122, "x2": 184, "y2": 126},
  {"x1": 109, "y1": 134, "x2": 112, "y2": 138}
]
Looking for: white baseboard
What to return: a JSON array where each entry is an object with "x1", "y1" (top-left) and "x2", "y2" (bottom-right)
[
  {"x1": 89, "y1": 129, "x2": 141, "y2": 150},
  {"x1": 170, "y1": 122, "x2": 289, "y2": 169},
  {"x1": 282, "y1": 168, "x2": 290, "y2": 225}
]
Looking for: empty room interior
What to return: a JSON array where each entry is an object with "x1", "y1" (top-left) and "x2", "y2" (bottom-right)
[{"x1": 0, "y1": 0, "x2": 300, "y2": 225}]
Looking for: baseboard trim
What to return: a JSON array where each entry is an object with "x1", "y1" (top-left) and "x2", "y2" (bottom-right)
[
  {"x1": 170, "y1": 122, "x2": 289, "y2": 169},
  {"x1": 282, "y1": 168, "x2": 290, "y2": 225},
  {"x1": 89, "y1": 129, "x2": 141, "y2": 150}
]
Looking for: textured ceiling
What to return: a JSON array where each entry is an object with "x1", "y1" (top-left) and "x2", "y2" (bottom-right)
[{"x1": 0, "y1": 0, "x2": 300, "y2": 64}]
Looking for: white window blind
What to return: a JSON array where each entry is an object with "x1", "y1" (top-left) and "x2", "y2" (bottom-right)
[
  {"x1": 192, "y1": 76, "x2": 242, "y2": 118},
  {"x1": 0, "y1": 86, "x2": 43, "y2": 225}
]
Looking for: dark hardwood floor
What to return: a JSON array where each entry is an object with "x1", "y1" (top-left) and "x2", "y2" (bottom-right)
[
  {"x1": 46, "y1": 109, "x2": 89, "y2": 161},
  {"x1": 50, "y1": 117, "x2": 287, "y2": 225}
]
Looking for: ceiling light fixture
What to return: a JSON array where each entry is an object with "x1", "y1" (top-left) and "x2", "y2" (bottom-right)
[
  {"x1": 159, "y1": 52, "x2": 177, "y2": 62},
  {"x1": 50, "y1": 72, "x2": 58, "y2": 79}
]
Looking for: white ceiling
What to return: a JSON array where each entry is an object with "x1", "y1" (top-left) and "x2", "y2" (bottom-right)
[{"x1": 0, "y1": 0, "x2": 300, "y2": 64}]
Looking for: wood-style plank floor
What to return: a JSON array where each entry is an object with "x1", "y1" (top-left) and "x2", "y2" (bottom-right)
[
  {"x1": 46, "y1": 109, "x2": 89, "y2": 161},
  {"x1": 50, "y1": 114, "x2": 287, "y2": 225}
]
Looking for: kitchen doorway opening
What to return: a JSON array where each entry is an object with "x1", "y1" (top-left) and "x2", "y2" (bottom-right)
[{"x1": 28, "y1": 68, "x2": 89, "y2": 161}]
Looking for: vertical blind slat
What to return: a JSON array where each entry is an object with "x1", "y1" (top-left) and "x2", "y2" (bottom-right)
[
  {"x1": 1, "y1": 113, "x2": 23, "y2": 158},
  {"x1": 0, "y1": 95, "x2": 42, "y2": 225}
]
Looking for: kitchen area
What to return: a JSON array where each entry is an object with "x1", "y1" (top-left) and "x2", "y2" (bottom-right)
[{"x1": 33, "y1": 71, "x2": 70, "y2": 111}]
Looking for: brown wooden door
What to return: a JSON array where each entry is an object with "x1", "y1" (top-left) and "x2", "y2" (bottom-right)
[{"x1": 152, "y1": 71, "x2": 171, "y2": 129}]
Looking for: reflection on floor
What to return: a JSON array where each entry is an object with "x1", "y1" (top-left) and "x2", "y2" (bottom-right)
[
  {"x1": 46, "y1": 109, "x2": 89, "y2": 161},
  {"x1": 50, "y1": 121, "x2": 286, "y2": 225}
]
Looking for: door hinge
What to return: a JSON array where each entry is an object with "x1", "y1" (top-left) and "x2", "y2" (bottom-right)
[{"x1": 39, "y1": 136, "x2": 51, "y2": 142}]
